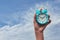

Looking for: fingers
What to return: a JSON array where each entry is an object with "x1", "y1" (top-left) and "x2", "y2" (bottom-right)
[
  {"x1": 43, "y1": 15, "x2": 51, "y2": 26},
  {"x1": 45, "y1": 15, "x2": 51, "y2": 23},
  {"x1": 47, "y1": 15, "x2": 51, "y2": 24},
  {"x1": 42, "y1": 20, "x2": 51, "y2": 28},
  {"x1": 33, "y1": 14, "x2": 36, "y2": 23},
  {"x1": 48, "y1": 15, "x2": 50, "y2": 18},
  {"x1": 34, "y1": 14, "x2": 36, "y2": 20},
  {"x1": 48, "y1": 19, "x2": 51, "y2": 24}
]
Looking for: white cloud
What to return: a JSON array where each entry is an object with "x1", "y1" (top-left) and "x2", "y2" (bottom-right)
[
  {"x1": 0, "y1": 9, "x2": 36, "y2": 40},
  {"x1": 0, "y1": 1, "x2": 60, "y2": 40}
]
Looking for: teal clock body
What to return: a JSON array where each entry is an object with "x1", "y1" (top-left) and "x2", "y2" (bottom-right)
[{"x1": 36, "y1": 9, "x2": 49, "y2": 25}]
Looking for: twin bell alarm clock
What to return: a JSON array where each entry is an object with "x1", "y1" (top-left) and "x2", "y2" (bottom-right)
[{"x1": 36, "y1": 8, "x2": 49, "y2": 25}]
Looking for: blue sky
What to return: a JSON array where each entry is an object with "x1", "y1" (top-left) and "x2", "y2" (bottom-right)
[
  {"x1": 0, "y1": 0, "x2": 59, "y2": 27},
  {"x1": 0, "y1": 0, "x2": 60, "y2": 40},
  {"x1": 0, "y1": 0, "x2": 37, "y2": 27}
]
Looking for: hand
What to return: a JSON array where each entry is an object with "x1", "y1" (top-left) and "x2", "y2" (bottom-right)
[{"x1": 33, "y1": 14, "x2": 51, "y2": 32}]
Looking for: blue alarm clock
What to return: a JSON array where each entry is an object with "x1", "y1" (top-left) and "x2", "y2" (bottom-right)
[{"x1": 36, "y1": 9, "x2": 49, "y2": 25}]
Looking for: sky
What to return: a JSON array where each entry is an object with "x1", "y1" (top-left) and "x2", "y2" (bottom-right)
[{"x1": 0, "y1": 0, "x2": 60, "y2": 40}]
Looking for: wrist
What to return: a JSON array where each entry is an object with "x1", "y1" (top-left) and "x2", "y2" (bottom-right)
[
  {"x1": 35, "y1": 30, "x2": 44, "y2": 40},
  {"x1": 35, "y1": 28, "x2": 44, "y2": 33},
  {"x1": 35, "y1": 30, "x2": 43, "y2": 33}
]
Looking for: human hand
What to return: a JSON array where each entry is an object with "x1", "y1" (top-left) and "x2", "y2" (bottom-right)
[{"x1": 33, "y1": 14, "x2": 51, "y2": 32}]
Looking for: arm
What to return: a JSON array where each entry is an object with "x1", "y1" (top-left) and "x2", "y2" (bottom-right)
[
  {"x1": 35, "y1": 31, "x2": 44, "y2": 40},
  {"x1": 33, "y1": 14, "x2": 51, "y2": 40}
]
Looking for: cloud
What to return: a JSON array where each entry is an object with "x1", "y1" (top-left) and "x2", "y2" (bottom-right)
[
  {"x1": 0, "y1": 8, "x2": 36, "y2": 40},
  {"x1": 0, "y1": 23, "x2": 35, "y2": 40},
  {"x1": 0, "y1": 0, "x2": 60, "y2": 40}
]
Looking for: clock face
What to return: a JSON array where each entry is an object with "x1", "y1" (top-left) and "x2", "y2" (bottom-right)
[{"x1": 37, "y1": 14, "x2": 48, "y2": 24}]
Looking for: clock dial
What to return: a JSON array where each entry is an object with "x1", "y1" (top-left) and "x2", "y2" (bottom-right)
[{"x1": 37, "y1": 14, "x2": 48, "y2": 24}]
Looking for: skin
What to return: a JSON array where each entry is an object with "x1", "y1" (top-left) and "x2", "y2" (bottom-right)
[{"x1": 33, "y1": 14, "x2": 51, "y2": 40}]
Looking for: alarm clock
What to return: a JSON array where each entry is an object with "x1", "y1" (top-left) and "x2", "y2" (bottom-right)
[{"x1": 36, "y1": 9, "x2": 49, "y2": 25}]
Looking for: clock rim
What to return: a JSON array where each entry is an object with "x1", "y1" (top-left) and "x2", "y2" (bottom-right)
[{"x1": 36, "y1": 13, "x2": 48, "y2": 24}]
